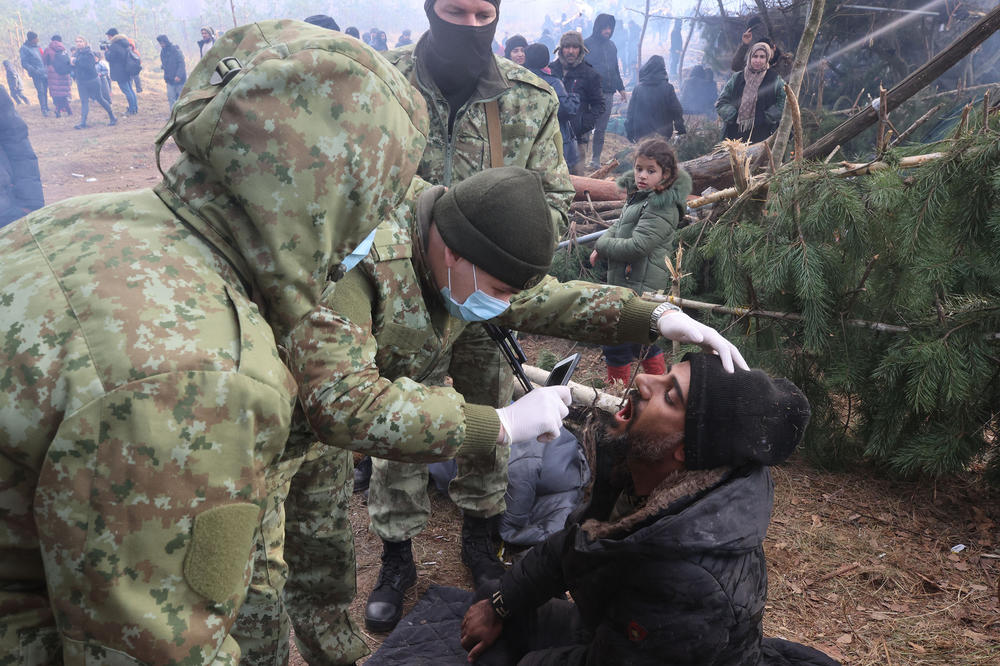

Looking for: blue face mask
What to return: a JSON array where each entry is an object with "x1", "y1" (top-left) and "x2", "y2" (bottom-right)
[
  {"x1": 440, "y1": 266, "x2": 510, "y2": 322},
  {"x1": 339, "y1": 228, "x2": 378, "y2": 275}
]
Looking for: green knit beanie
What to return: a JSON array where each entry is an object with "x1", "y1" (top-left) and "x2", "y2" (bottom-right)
[{"x1": 433, "y1": 166, "x2": 554, "y2": 290}]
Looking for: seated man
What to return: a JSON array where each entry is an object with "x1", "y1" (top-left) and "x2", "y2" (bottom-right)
[{"x1": 461, "y1": 354, "x2": 839, "y2": 665}]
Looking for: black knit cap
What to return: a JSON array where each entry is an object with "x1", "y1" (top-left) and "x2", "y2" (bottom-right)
[
  {"x1": 433, "y1": 166, "x2": 554, "y2": 290},
  {"x1": 683, "y1": 353, "x2": 810, "y2": 470},
  {"x1": 524, "y1": 43, "x2": 550, "y2": 69}
]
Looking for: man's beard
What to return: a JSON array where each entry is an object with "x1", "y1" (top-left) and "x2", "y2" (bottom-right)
[{"x1": 611, "y1": 429, "x2": 684, "y2": 464}]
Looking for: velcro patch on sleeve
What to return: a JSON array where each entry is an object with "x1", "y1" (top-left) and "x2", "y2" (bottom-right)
[{"x1": 183, "y1": 503, "x2": 260, "y2": 603}]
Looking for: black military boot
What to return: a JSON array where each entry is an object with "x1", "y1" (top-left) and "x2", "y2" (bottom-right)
[
  {"x1": 364, "y1": 538, "x2": 417, "y2": 632},
  {"x1": 461, "y1": 514, "x2": 506, "y2": 589}
]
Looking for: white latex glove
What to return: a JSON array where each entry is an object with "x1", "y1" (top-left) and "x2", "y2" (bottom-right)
[
  {"x1": 657, "y1": 310, "x2": 750, "y2": 373},
  {"x1": 496, "y1": 385, "x2": 572, "y2": 444}
]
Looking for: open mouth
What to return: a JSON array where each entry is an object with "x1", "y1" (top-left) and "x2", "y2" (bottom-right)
[{"x1": 615, "y1": 390, "x2": 639, "y2": 425}]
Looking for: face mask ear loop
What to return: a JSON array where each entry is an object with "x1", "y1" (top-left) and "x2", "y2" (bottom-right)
[
  {"x1": 447, "y1": 266, "x2": 453, "y2": 294},
  {"x1": 472, "y1": 265, "x2": 479, "y2": 292}
]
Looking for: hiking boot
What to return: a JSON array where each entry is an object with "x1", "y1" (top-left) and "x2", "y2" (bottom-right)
[
  {"x1": 364, "y1": 539, "x2": 417, "y2": 632},
  {"x1": 353, "y1": 455, "x2": 372, "y2": 494},
  {"x1": 461, "y1": 514, "x2": 505, "y2": 589},
  {"x1": 73, "y1": 123, "x2": 86, "y2": 130},
  {"x1": 108, "y1": 117, "x2": 117, "y2": 126}
]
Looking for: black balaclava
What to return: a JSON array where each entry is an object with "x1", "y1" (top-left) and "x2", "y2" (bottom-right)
[{"x1": 423, "y1": 0, "x2": 500, "y2": 114}]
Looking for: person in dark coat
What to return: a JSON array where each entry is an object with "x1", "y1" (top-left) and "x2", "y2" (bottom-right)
[
  {"x1": 731, "y1": 16, "x2": 791, "y2": 79},
  {"x1": 524, "y1": 43, "x2": 579, "y2": 170},
  {"x1": 43, "y1": 36, "x2": 72, "y2": 117},
  {"x1": 156, "y1": 34, "x2": 187, "y2": 110},
  {"x1": 680, "y1": 64, "x2": 718, "y2": 116},
  {"x1": 372, "y1": 30, "x2": 388, "y2": 51},
  {"x1": 197, "y1": 26, "x2": 216, "y2": 57},
  {"x1": 19, "y1": 32, "x2": 49, "y2": 116},
  {"x1": 395, "y1": 29, "x2": 413, "y2": 47},
  {"x1": 625, "y1": 55, "x2": 685, "y2": 142},
  {"x1": 461, "y1": 355, "x2": 840, "y2": 666},
  {"x1": 71, "y1": 36, "x2": 116, "y2": 129},
  {"x1": 304, "y1": 14, "x2": 339, "y2": 31},
  {"x1": 104, "y1": 28, "x2": 138, "y2": 115},
  {"x1": 716, "y1": 41, "x2": 786, "y2": 143},
  {"x1": 3, "y1": 61, "x2": 29, "y2": 104},
  {"x1": 583, "y1": 13, "x2": 626, "y2": 170},
  {"x1": 503, "y1": 34, "x2": 527, "y2": 66},
  {"x1": 0, "y1": 86, "x2": 43, "y2": 228},
  {"x1": 345, "y1": 26, "x2": 361, "y2": 39},
  {"x1": 548, "y1": 30, "x2": 604, "y2": 174}
]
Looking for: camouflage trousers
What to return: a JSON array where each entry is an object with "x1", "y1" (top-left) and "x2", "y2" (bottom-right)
[
  {"x1": 369, "y1": 324, "x2": 515, "y2": 541},
  {"x1": 233, "y1": 442, "x2": 368, "y2": 666}
]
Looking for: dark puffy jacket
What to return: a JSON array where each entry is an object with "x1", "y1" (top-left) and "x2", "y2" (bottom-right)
[
  {"x1": 19, "y1": 42, "x2": 46, "y2": 80},
  {"x1": 595, "y1": 169, "x2": 691, "y2": 296},
  {"x1": 159, "y1": 42, "x2": 187, "y2": 84},
  {"x1": 548, "y1": 58, "x2": 604, "y2": 138},
  {"x1": 625, "y1": 55, "x2": 685, "y2": 141},
  {"x1": 72, "y1": 47, "x2": 99, "y2": 82},
  {"x1": 498, "y1": 465, "x2": 839, "y2": 665},
  {"x1": 680, "y1": 66, "x2": 718, "y2": 116},
  {"x1": 105, "y1": 35, "x2": 133, "y2": 83},
  {"x1": 43, "y1": 41, "x2": 72, "y2": 98},
  {"x1": 584, "y1": 14, "x2": 624, "y2": 94},
  {"x1": 716, "y1": 68, "x2": 786, "y2": 143},
  {"x1": 0, "y1": 87, "x2": 43, "y2": 227}
]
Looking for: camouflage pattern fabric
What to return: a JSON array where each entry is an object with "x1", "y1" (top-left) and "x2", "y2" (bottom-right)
[
  {"x1": 0, "y1": 20, "x2": 427, "y2": 665},
  {"x1": 366, "y1": 35, "x2": 577, "y2": 543},
  {"x1": 233, "y1": 439, "x2": 367, "y2": 666},
  {"x1": 290, "y1": 186, "x2": 661, "y2": 462}
]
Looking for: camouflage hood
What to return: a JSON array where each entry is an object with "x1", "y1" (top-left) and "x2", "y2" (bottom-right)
[{"x1": 153, "y1": 20, "x2": 428, "y2": 340}]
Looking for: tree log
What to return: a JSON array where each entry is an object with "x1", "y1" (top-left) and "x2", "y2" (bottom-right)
[
  {"x1": 572, "y1": 142, "x2": 770, "y2": 200},
  {"x1": 803, "y1": 4, "x2": 1000, "y2": 160}
]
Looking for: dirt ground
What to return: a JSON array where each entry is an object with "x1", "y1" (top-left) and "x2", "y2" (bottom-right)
[{"x1": 18, "y1": 81, "x2": 1000, "y2": 665}]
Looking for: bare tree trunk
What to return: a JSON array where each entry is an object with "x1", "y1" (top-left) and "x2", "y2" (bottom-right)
[
  {"x1": 230, "y1": 0, "x2": 238, "y2": 29},
  {"x1": 677, "y1": 0, "x2": 704, "y2": 94},
  {"x1": 637, "y1": 0, "x2": 651, "y2": 79},
  {"x1": 804, "y1": 4, "x2": 1000, "y2": 160},
  {"x1": 772, "y1": 0, "x2": 826, "y2": 167},
  {"x1": 130, "y1": 0, "x2": 138, "y2": 42}
]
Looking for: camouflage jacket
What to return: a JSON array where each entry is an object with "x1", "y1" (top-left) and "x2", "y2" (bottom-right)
[
  {"x1": 386, "y1": 35, "x2": 574, "y2": 234},
  {"x1": 0, "y1": 21, "x2": 427, "y2": 665},
  {"x1": 288, "y1": 184, "x2": 661, "y2": 464}
]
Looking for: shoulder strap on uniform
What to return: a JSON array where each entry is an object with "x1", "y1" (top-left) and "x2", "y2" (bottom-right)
[{"x1": 485, "y1": 99, "x2": 503, "y2": 168}]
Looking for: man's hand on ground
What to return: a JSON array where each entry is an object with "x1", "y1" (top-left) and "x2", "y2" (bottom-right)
[
  {"x1": 496, "y1": 385, "x2": 571, "y2": 444},
  {"x1": 461, "y1": 599, "x2": 504, "y2": 662},
  {"x1": 657, "y1": 310, "x2": 749, "y2": 373}
]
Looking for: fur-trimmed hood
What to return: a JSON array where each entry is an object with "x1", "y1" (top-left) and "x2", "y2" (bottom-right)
[
  {"x1": 617, "y1": 166, "x2": 692, "y2": 205},
  {"x1": 578, "y1": 464, "x2": 773, "y2": 554}
]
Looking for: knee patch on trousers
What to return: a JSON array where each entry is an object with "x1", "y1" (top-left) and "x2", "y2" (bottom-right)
[{"x1": 184, "y1": 503, "x2": 260, "y2": 603}]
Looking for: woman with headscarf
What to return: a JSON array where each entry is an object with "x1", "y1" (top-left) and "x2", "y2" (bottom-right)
[{"x1": 716, "y1": 41, "x2": 785, "y2": 143}]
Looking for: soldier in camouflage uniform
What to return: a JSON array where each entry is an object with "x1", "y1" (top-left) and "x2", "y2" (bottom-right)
[
  {"x1": 362, "y1": 0, "x2": 578, "y2": 632},
  {"x1": 273, "y1": 167, "x2": 748, "y2": 649},
  {"x1": 0, "y1": 21, "x2": 429, "y2": 665},
  {"x1": 270, "y1": 0, "x2": 579, "y2": 656}
]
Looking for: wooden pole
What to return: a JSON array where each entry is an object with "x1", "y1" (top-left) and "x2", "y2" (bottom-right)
[
  {"x1": 637, "y1": 0, "x2": 651, "y2": 81},
  {"x1": 677, "y1": 0, "x2": 703, "y2": 93},
  {"x1": 771, "y1": 0, "x2": 826, "y2": 166},
  {"x1": 889, "y1": 103, "x2": 944, "y2": 147},
  {"x1": 804, "y1": 4, "x2": 1000, "y2": 160}
]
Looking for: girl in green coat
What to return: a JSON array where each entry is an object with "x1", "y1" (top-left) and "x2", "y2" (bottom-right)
[{"x1": 590, "y1": 138, "x2": 692, "y2": 383}]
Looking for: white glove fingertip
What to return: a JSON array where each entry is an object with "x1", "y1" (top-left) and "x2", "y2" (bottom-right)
[{"x1": 733, "y1": 347, "x2": 750, "y2": 371}]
